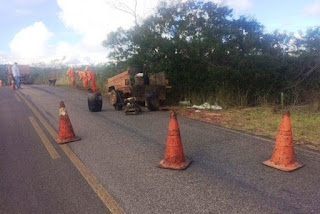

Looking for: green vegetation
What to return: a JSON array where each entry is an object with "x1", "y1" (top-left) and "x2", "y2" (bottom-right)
[
  {"x1": 221, "y1": 106, "x2": 320, "y2": 146},
  {"x1": 102, "y1": 0, "x2": 320, "y2": 107},
  {"x1": 29, "y1": 64, "x2": 120, "y2": 94}
]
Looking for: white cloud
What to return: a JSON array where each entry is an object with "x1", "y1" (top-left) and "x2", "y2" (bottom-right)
[
  {"x1": 303, "y1": 1, "x2": 320, "y2": 16},
  {"x1": 7, "y1": 0, "x2": 253, "y2": 65},
  {"x1": 53, "y1": 41, "x2": 108, "y2": 65},
  {"x1": 9, "y1": 21, "x2": 53, "y2": 62},
  {"x1": 57, "y1": 0, "x2": 159, "y2": 46},
  {"x1": 6, "y1": 0, "x2": 161, "y2": 65},
  {"x1": 0, "y1": 50, "x2": 13, "y2": 64},
  {"x1": 54, "y1": 0, "x2": 160, "y2": 65},
  {"x1": 227, "y1": 0, "x2": 252, "y2": 11}
]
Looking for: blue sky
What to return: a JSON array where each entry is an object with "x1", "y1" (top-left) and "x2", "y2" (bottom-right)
[
  {"x1": 249, "y1": 0, "x2": 320, "y2": 33},
  {"x1": 0, "y1": 0, "x2": 319, "y2": 65}
]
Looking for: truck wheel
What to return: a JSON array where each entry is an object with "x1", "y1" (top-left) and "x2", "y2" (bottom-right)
[
  {"x1": 149, "y1": 98, "x2": 160, "y2": 111},
  {"x1": 146, "y1": 93, "x2": 160, "y2": 111},
  {"x1": 110, "y1": 90, "x2": 122, "y2": 110},
  {"x1": 88, "y1": 91, "x2": 103, "y2": 112},
  {"x1": 110, "y1": 90, "x2": 120, "y2": 105}
]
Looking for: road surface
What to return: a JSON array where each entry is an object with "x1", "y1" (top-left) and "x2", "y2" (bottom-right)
[{"x1": 1, "y1": 85, "x2": 320, "y2": 213}]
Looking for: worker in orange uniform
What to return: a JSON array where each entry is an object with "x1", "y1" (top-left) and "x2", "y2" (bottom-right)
[
  {"x1": 84, "y1": 66, "x2": 99, "y2": 92},
  {"x1": 66, "y1": 66, "x2": 76, "y2": 86},
  {"x1": 76, "y1": 70, "x2": 88, "y2": 88}
]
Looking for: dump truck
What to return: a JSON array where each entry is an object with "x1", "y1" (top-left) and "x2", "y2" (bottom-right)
[
  {"x1": 107, "y1": 66, "x2": 169, "y2": 111},
  {"x1": 0, "y1": 65, "x2": 8, "y2": 84},
  {"x1": 7, "y1": 64, "x2": 31, "y2": 84}
]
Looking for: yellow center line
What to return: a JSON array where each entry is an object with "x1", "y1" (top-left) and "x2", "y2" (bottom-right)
[
  {"x1": 14, "y1": 94, "x2": 21, "y2": 102},
  {"x1": 60, "y1": 144, "x2": 125, "y2": 214},
  {"x1": 16, "y1": 92, "x2": 58, "y2": 139},
  {"x1": 29, "y1": 116, "x2": 60, "y2": 159},
  {"x1": 17, "y1": 90, "x2": 125, "y2": 214}
]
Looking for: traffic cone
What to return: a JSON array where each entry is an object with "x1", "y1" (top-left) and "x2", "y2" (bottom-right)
[
  {"x1": 158, "y1": 111, "x2": 191, "y2": 170},
  {"x1": 263, "y1": 111, "x2": 303, "y2": 171},
  {"x1": 0, "y1": 80, "x2": 3, "y2": 87},
  {"x1": 10, "y1": 80, "x2": 16, "y2": 90},
  {"x1": 56, "y1": 101, "x2": 81, "y2": 144}
]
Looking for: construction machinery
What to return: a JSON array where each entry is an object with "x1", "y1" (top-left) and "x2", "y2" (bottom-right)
[
  {"x1": 107, "y1": 66, "x2": 170, "y2": 111},
  {"x1": 7, "y1": 64, "x2": 31, "y2": 84}
]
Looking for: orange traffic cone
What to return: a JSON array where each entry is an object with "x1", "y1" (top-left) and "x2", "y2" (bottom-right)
[
  {"x1": 263, "y1": 111, "x2": 303, "y2": 171},
  {"x1": 56, "y1": 101, "x2": 81, "y2": 144},
  {"x1": 0, "y1": 80, "x2": 3, "y2": 87},
  {"x1": 158, "y1": 111, "x2": 191, "y2": 170},
  {"x1": 10, "y1": 80, "x2": 16, "y2": 90}
]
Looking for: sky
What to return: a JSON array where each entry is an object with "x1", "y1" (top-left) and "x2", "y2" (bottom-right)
[{"x1": 0, "y1": 0, "x2": 319, "y2": 66}]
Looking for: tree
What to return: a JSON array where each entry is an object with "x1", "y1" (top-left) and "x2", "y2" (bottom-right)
[{"x1": 102, "y1": 0, "x2": 315, "y2": 106}]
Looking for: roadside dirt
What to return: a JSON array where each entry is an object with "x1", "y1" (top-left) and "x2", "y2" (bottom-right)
[
  {"x1": 162, "y1": 106, "x2": 233, "y2": 127},
  {"x1": 162, "y1": 105, "x2": 320, "y2": 152}
]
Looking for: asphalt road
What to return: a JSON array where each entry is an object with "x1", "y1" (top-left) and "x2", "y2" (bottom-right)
[
  {"x1": 1, "y1": 84, "x2": 320, "y2": 213},
  {"x1": 0, "y1": 86, "x2": 110, "y2": 214}
]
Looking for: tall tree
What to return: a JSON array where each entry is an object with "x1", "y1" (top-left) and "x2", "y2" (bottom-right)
[{"x1": 102, "y1": 0, "x2": 307, "y2": 106}]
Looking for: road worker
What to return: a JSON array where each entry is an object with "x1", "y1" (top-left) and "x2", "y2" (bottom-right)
[
  {"x1": 84, "y1": 66, "x2": 99, "y2": 92},
  {"x1": 12, "y1": 62, "x2": 21, "y2": 89},
  {"x1": 76, "y1": 70, "x2": 88, "y2": 88},
  {"x1": 66, "y1": 66, "x2": 76, "y2": 86},
  {"x1": 48, "y1": 71, "x2": 57, "y2": 86}
]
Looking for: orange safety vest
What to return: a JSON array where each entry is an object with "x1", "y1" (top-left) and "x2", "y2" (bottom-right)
[
  {"x1": 85, "y1": 68, "x2": 99, "y2": 91},
  {"x1": 67, "y1": 67, "x2": 75, "y2": 79}
]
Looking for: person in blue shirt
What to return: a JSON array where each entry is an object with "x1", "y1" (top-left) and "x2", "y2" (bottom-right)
[{"x1": 12, "y1": 62, "x2": 21, "y2": 89}]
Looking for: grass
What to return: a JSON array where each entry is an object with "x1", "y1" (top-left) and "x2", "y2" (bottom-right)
[
  {"x1": 175, "y1": 105, "x2": 320, "y2": 148},
  {"x1": 225, "y1": 106, "x2": 320, "y2": 145},
  {"x1": 222, "y1": 107, "x2": 281, "y2": 137}
]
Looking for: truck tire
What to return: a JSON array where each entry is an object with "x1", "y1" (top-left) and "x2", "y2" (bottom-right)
[
  {"x1": 88, "y1": 91, "x2": 102, "y2": 112},
  {"x1": 145, "y1": 92, "x2": 160, "y2": 111},
  {"x1": 110, "y1": 90, "x2": 123, "y2": 110}
]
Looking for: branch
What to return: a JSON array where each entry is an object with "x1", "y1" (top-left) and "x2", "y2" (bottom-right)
[{"x1": 105, "y1": 0, "x2": 138, "y2": 26}]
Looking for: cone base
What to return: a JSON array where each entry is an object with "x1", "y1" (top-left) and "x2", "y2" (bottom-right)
[
  {"x1": 263, "y1": 159, "x2": 304, "y2": 172},
  {"x1": 56, "y1": 136, "x2": 81, "y2": 144},
  {"x1": 158, "y1": 158, "x2": 192, "y2": 170}
]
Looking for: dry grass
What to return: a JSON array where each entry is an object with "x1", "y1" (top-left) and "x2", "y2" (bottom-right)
[{"x1": 172, "y1": 105, "x2": 320, "y2": 149}]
